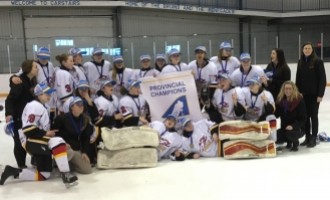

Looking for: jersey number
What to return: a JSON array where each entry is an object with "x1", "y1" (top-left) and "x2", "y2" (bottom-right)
[{"x1": 65, "y1": 84, "x2": 72, "y2": 93}]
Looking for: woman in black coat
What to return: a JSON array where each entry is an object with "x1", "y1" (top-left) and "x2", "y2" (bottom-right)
[
  {"x1": 275, "y1": 81, "x2": 307, "y2": 152},
  {"x1": 262, "y1": 48, "x2": 291, "y2": 101},
  {"x1": 296, "y1": 42, "x2": 327, "y2": 148},
  {"x1": 5, "y1": 60, "x2": 38, "y2": 168}
]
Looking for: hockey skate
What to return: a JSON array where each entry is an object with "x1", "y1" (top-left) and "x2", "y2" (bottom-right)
[
  {"x1": 0, "y1": 165, "x2": 21, "y2": 185},
  {"x1": 61, "y1": 172, "x2": 78, "y2": 188}
]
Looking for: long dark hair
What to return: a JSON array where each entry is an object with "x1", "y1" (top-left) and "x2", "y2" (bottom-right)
[
  {"x1": 272, "y1": 48, "x2": 287, "y2": 68},
  {"x1": 21, "y1": 60, "x2": 35, "y2": 74},
  {"x1": 299, "y1": 42, "x2": 318, "y2": 68}
]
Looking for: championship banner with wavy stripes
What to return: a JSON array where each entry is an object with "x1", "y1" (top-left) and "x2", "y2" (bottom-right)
[{"x1": 140, "y1": 71, "x2": 203, "y2": 123}]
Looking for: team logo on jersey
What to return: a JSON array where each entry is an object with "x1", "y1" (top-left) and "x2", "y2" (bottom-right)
[
  {"x1": 28, "y1": 114, "x2": 35, "y2": 123},
  {"x1": 161, "y1": 95, "x2": 189, "y2": 119}
]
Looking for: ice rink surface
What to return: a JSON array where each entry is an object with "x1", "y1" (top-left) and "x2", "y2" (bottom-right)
[{"x1": 1, "y1": 89, "x2": 330, "y2": 200}]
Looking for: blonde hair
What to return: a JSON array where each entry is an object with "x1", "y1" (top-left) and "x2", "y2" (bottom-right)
[
  {"x1": 112, "y1": 63, "x2": 125, "y2": 80},
  {"x1": 277, "y1": 80, "x2": 302, "y2": 103}
]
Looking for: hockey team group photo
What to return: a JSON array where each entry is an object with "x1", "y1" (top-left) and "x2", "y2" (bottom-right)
[{"x1": 0, "y1": 39, "x2": 327, "y2": 188}]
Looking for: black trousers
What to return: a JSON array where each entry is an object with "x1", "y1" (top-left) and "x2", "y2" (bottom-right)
[
  {"x1": 13, "y1": 121, "x2": 27, "y2": 168},
  {"x1": 303, "y1": 95, "x2": 320, "y2": 139},
  {"x1": 26, "y1": 141, "x2": 53, "y2": 172},
  {"x1": 277, "y1": 129, "x2": 304, "y2": 147}
]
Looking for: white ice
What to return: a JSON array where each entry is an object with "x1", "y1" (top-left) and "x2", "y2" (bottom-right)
[{"x1": 1, "y1": 89, "x2": 330, "y2": 200}]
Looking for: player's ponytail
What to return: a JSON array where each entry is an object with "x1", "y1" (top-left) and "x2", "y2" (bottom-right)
[{"x1": 55, "y1": 54, "x2": 69, "y2": 66}]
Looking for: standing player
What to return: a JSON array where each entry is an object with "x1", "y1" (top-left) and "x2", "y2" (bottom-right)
[
  {"x1": 210, "y1": 41, "x2": 240, "y2": 76},
  {"x1": 188, "y1": 46, "x2": 217, "y2": 107},
  {"x1": 181, "y1": 118, "x2": 219, "y2": 158},
  {"x1": 154, "y1": 53, "x2": 167, "y2": 72},
  {"x1": 230, "y1": 53, "x2": 265, "y2": 87},
  {"x1": 161, "y1": 48, "x2": 190, "y2": 74},
  {"x1": 109, "y1": 55, "x2": 134, "y2": 98},
  {"x1": 132, "y1": 54, "x2": 160, "y2": 80},
  {"x1": 0, "y1": 83, "x2": 77, "y2": 187},
  {"x1": 54, "y1": 54, "x2": 75, "y2": 113},
  {"x1": 68, "y1": 47, "x2": 88, "y2": 80},
  {"x1": 83, "y1": 47, "x2": 111, "y2": 95}
]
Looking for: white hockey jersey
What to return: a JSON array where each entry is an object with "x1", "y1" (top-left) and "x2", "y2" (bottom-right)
[
  {"x1": 242, "y1": 87, "x2": 275, "y2": 121},
  {"x1": 22, "y1": 100, "x2": 50, "y2": 132},
  {"x1": 83, "y1": 60, "x2": 111, "y2": 92},
  {"x1": 149, "y1": 121, "x2": 183, "y2": 160},
  {"x1": 181, "y1": 119, "x2": 218, "y2": 157},
  {"x1": 70, "y1": 65, "x2": 88, "y2": 86},
  {"x1": 188, "y1": 60, "x2": 218, "y2": 84},
  {"x1": 160, "y1": 62, "x2": 190, "y2": 74},
  {"x1": 132, "y1": 68, "x2": 160, "y2": 80},
  {"x1": 119, "y1": 94, "x2": 147, "y2": 118},
  {"x1": 94, "y1": 95, "x2": 119, "y2": 117},
  {"x1": 109, "y1": 68, "x2": 135, "y2": 98},
  {"x1": 230, "y1": 66, "x2": 265, "y2": 87},
  {"x1": 36, "y1": 61, "x2": 55, "y2": 87},
  {"x1": 36, "y1": 61, "x2": 56, "y2": 110},
  {"x1": 210, "y1": 56, "x2": 240, "y2": 76},
  {"x1": 212, "y1": 86, "x2": 246, "y2": 121},
  {"x1": 54, "y1": 68, "x2": 74, "y2": 111}
]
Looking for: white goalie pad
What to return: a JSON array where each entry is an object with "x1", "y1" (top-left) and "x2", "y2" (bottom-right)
[
  {"x1": 101, "y1": 127, "x2": 159, "y2": 151},
  {"x1": 97, "y1": 148, "x2": 158, "y2": 169},
  {"x1": 219, "y1": 120, "x2": 270, "y2": 141},
  {"x1": 223, "y1": 140, "x2": 276, "y2": 159}
]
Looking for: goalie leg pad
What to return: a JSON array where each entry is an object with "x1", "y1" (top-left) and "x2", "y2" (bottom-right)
[
  {"x1": 101, "y1": 127, "x2": 159, "y2": 150},
  {"x1": 223, "y1": 140, "x2": 276, "y2": 159},
  {"x1": 97, "y1": 148, "x2": 158, "y2": 169}
]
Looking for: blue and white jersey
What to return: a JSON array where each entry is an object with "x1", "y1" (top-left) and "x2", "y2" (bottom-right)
[
  {"x1": 94, "y1": 95, "x2": 119, "y2": 117},
  {"x1": 181, "y1": 119, "x2": 218, "y2": 157},
  {"x1": 188, "y1": 60, "x2": 217, "y2": 84},
  {"x1": 109, "y1": 68, "x2": 135, "y2": 98},
  {"x1": 210, "y1": 56, "x2": 240, "y2": 76},
  {"x1": 212, "y1": 86, "x2": 246, "y2": 121},
  {"x1": 132, "y1": 68, "x2": 160, "y2": 80},
  {"x1": 242, "y1": 87, "x2": 275, "y2": 121},
  {"x1": 230, "y1": 65, "x2": 265, "y2": 87},
  {"x1": 161, "y1": 62, "x2": 190, "y2": 75},
  {"x1": 149, "y1": 121, "x2": 183, "y2": 160},
  {"x1": 83, "y1": 60, "x2": 111, "y2": 92}
]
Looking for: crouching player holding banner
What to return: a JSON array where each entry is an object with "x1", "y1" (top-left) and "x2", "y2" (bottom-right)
[{"x1": 0, "y1": 83, "x2": 77, "y2": 188}]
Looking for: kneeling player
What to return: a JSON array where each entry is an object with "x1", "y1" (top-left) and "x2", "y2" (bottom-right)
[{"x1": 0, "y1": 83, "x2": 77, "y2": 187}]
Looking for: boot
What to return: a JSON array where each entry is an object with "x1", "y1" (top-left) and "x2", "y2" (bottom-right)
[
  {"x1": 290, "y1": 140, "x2": 299, "y2": 152},
  {"x1": 286, "y1": 142, "x2": 293, "y2": 149},
  {"x1": 61, "y1": 172, "x2": 78, "y2": 188},
  {"x1": 300, "y1": 135, "x2": 310, "y2": 146},
  {"x1": 0, "y1": 165, "x2": 21, "y2": 185},
  {"x1": 307, "y1": 137, "x2": 316, "y2": 148}
]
